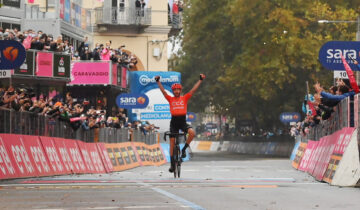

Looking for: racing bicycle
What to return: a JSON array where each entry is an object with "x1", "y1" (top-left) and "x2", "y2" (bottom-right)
[{"x1": 164, "y1": 131, "x2": 187, "y2": 178}]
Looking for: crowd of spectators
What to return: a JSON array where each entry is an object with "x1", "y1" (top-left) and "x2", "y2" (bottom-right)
[
  {"x1": 0, "y1": 27, "x2": 139, "y2": 70},
  {"x1": 0, "y1": 86, "x2": 159, "y2": 135},
  {"x1": 291, "y1": 78, "x2": 355, "y2": 137}
]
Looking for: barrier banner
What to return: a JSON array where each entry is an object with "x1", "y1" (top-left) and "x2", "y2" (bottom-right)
[
  {"x1": 39, "y1": 137, "x2": 69, "y2": 175},
  {"x1": 133, "y1": 142, "x2": 151, "y2": 166},
  {"x1": 333, "y1": 127, "x2": 355, "y2": 155},
  {"x1": 77, "y1": 141, "x2": 106, "y2": 174},
  {"x1": 331, "y1": 128, "x2": 360, "y2": 186},
  {"x1": 0, "y1": 134, "x2": 20, "y2": 179},
  {"x1": 148, "y1": 144, "x2": 167, "y2": 166},
  {"x1": 53, "y1": 138, "x2": 86, "y2": 174},
  {"x1": 318, "y1": 134, "x2": 338, "y2": 181},
  {"x1": 323, "y1": 154, "x2": 342, "y2": 183},
  {"x1": 298, "y1": 140, "x2": 317, "y2": 172},
  {"x1": 290, "y1": 141, "x2": 301, "y2": 161},
  {"x1": 312, "y1": 136, "x2": 334, "y2": 180},
  {"x1": 292, "y1": 142, "x2": 307, "y2": 169},
  {"x1": 160, "y1": 143, "x2": 171, "y2": 163},
  {"x1": 104, "y1": 143, "x2": 140, "y2": 171},
  {"x1": 197, "y1": 141, "x2": 212, "y2": 151},
  {"x1": 0, "y1": 134, "x2": 39, "y2": 178},
  {"x1": 22, "y1": 135, "x2": 53, "y2": 177},
  {"x1": 96, "y1": 143, "x2": 114, "y2": 173},
  {"x1": 323, "y1": 127, "x2": 357, "y2": 184}
]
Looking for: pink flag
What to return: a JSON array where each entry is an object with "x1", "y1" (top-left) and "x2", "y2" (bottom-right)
[
  {"x1": 28, "y1": 0, "x2": 35, "y2": 3},
  {"x1": 341, "y1": 55, "x2": 359, "y2": 93}
]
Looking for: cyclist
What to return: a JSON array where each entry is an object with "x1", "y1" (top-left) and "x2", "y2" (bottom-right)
[{"x1": 155, "y1": 74, "x2": 205, "y2": 172}]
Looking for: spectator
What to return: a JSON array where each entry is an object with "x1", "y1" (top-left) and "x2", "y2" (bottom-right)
[
  {"x1": 80, "y1": 45, "x2": 93, "y2": 60},
  {"x1": 314, "y1": 82, "x2": 355, "y2": 102},
  {"x1": 101, "y1": 42, "x2": 111, "y2": 61},
  {"x1": 93, "y1": 43, "x2": 101, "y2": 60},
  {"x1": 135, "y1": 0, "x2": 141, "y2": 16},
  {"x1": 140, "y1": 0, "x2": 146, "y2": 17}
]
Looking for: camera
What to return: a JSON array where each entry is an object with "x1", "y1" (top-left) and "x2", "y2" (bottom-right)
[{"x1": 121, "y1": 45, "x2": 125, "y2": 48}]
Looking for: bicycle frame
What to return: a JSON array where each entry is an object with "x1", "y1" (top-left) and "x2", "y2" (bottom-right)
[{"x1": 164, "y1": 131, "x2": 187, "y2": 178}]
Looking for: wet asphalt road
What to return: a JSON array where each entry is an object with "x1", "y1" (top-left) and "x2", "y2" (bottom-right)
[{"x1": 0, "y1": 152, "x2": 359, "y2": 210}]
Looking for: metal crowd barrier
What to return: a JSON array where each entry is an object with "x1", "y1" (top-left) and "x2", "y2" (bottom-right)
[
  {"x1": 305, "y1": 97, "x2": 351, "y2": 141},
  {"x1": 0, "y1": 108, "x2": 158, "y2": 144}
]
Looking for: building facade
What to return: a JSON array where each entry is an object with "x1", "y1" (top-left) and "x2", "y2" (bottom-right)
[{"x1": 1, "y1": 0, "x2": 179, "y2": 72}]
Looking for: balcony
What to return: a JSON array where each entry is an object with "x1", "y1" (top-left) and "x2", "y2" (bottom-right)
[{"x1": 95, "y1": 7, "x2": 151, "y2": 27}]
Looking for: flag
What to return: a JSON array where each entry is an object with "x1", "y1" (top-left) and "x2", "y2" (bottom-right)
[
  {"x1": 307, "y1": 101, "x2": 317, "y2": 116},
  {"x1": 341, "y1": 55, "x2": 359, "y2": 93},
  {"x1": 28, "y1": 0, "x2": 35, "y2": 3}
]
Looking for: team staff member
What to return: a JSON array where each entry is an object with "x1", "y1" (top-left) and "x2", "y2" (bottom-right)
[{"x1": 155, "y1": 74, "x2": 205, "y2": 172}]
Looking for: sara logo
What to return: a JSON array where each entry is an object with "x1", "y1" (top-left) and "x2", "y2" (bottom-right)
[
  {"x1": 319, "y1": 41, "x2": 360, "y2": 71},
  {"x1": 279, "y1": 112, "x2": 301, "y2": 123},
  {"x1": 186, "y1": 112, "x2": 196, "y2": 122},
  {"x1": 0, "y1": 40, "x2": 26, "y2": 70},
  {"x1": 116, "y1": 93, "x2": 149, "y2": 109}
]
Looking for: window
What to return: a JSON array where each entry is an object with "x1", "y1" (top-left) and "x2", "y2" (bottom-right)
[{"x1": 3, "y1": 0, "x2": 21, "y2": 8}]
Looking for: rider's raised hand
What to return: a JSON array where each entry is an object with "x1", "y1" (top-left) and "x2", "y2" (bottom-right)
[
  {"x1": 155, "y1": 76, "x2": 160, "y2": 82},
  {"x1": 199, "y1": 74, "x2": 206, "y2": 81}
]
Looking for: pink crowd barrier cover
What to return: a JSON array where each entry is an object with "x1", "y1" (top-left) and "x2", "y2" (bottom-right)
[
  {"x1": 53, "y1": 138, "x2": 87, "y2": 174},
  {"x1": 70, "y1": 62, "x2": 110, "y2": 85},
  {"x1": 96, "y1": 143, "x2": 114, "y2": 173},
  {"x1": 77, "y1": 141, "x2": 106, "y2": 174},
  {"x1": 298, "y1": 140, "x2": 317, "y2": 172},
  {"x1": 22, "y1": 135, "x2": 54, "y2": 177},
  {"x1": 333, "y1": 127, "x2": 355, "y2": 155},
  {"x1": 0, "y1": 134, "x2": 26, "y2": 179},
  {"x1": 39, "y1": 137, "x2": 70, "y2": 175}
]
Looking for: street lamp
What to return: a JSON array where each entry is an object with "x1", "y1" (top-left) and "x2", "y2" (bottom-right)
[
  {"x1": 318, "y1": 16, "x2": 360, "y2": 40},
  {"x1": 318, "y1": 16, "x2": 360, "y2": 83}
]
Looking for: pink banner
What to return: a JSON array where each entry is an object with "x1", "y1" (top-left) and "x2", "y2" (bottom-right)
[
  {"x1": 96, "y1": 143, "x2": 114, "y2": 173},
  {"x1": 77, "y1": 141, "x2": 106, "y2": 174},
  {"x1": 36, "y1": 52, "x2": 53, "y2": 77},
  {"x1": 313, "y1": 135, "x2": 337, "y2": 181},
  {"x1": 0, "y1": 134, "x2": 38, "y2": 178},
  {"x1": 53, "y1": 138, "x2": 87, "y2": 174},
  {"x1": 22, "y1": 135, "x2": 53, "y2": 177},
  {"x1": 39, "y1": 137, "x2": 69, "y2": 175},
  {"x1": 0, "y1": 134, "x2": 21, "y2": 179},
  {"x1": 121, "y1": 67, "x2": 127, "y2": 88},
  {"x1": 333, "y1": 127, "x2": 355, "y2": 155},
  {"x1": 60, "y1": 0, "x2": 65, "y2": 19},
  {"x1": 298, "y1": 140, "x2": 317, "y2": 172},
  {"x1": 112, "y1": 63, "x2": 118, "y2": 85},
  {"x1": 70, "y1": 62, "x2": 110, "y2": 85}
]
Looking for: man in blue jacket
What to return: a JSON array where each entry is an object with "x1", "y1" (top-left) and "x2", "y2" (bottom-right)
[{"x1": 314, "y1": 82, "x2": 355, "y2": 102}]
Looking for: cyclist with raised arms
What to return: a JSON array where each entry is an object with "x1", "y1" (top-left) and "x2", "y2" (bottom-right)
[{"x1": 155, "y1": 74, "x2": 205, "y2": 172}]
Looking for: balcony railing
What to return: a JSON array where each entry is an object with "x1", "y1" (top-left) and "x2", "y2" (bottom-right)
[{"x1": 95, "y1": 7, "x2": 151, "y2": 26}]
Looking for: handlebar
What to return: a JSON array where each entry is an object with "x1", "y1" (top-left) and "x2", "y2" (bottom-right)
[{"x1": 163, "y1": 131, "x2": 186, "y2": 141}]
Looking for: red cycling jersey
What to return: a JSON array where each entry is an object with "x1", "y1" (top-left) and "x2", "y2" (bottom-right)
[{"x1": 164, "y1": 93, "x2": 192, "y2": 116}]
